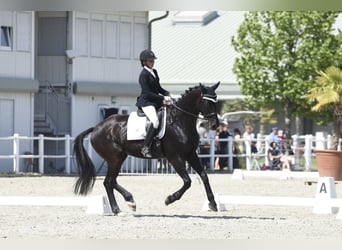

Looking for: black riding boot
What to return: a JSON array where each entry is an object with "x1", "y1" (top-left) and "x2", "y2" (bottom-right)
[{"x1": 141, "y1": 124, "x2": 157, "y2": 157}]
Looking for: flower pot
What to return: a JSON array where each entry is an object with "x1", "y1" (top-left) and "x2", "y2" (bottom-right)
[{"x1": 315, "y1": 149, "x2": 342, "y2": 181}]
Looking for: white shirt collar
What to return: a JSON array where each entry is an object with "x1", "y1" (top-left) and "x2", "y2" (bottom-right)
[{"x1": 144, "y1": 66, "x2": 156, "y2": 78}]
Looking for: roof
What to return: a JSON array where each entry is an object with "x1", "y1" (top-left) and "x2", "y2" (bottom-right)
[{"x1": 150, "y1": 11, "x2": 246, "y2": 98}]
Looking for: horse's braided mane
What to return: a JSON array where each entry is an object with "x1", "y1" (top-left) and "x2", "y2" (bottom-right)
[{"x1": 179, "y1": 84, "x2": 201, "y2": 100}]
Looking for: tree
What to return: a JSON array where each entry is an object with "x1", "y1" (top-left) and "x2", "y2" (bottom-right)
[
  {"x1": 306, "y1": 66, "x2": 342, "y2": 149},
  {"x1": 231, "y1": 11, "x2": 342, "y2": 137}
]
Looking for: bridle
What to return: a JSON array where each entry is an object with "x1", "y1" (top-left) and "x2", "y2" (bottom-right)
[{"x1": 171, "y1": 93, "x2": 218, "y2": 120}]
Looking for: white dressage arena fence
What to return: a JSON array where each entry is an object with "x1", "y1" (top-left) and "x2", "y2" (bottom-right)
[
  {"x1": 231, "y1": 169, "x2": 319, "y2": 180},
  {"x1": 0, "y1": 195, "x2": 112, "y2": 215},
  {"x1": 0, "y1": 132, "x2": 340, "y2": 175},
  {"x1": 203, "y1": 177, "x2": 342, "y2": 220}
]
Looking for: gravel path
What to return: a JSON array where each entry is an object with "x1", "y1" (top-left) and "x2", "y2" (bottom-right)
[{"x1": 0, "y1": 174, "x2": 341, "y2": 239}]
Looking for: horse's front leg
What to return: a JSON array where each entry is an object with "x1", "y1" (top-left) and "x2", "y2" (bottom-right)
[
  {"x1": 187, "y1": 152, "x2": 218, "y2": 212},
  {"x1": 164, "y1": 157, "x2": 192, "y2": 206},
  {"x1": 103, "y1": 175, "x2": 122, "y2": 215}
]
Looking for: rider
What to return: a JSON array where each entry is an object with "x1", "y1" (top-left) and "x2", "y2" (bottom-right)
[{"x1": 136, "y1": 49, "x2": 172, "y2": 157}]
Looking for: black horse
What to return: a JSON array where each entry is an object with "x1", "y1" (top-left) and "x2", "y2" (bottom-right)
[{"x1": 73, "y1": 82, "x2": 220, "y2": 215}]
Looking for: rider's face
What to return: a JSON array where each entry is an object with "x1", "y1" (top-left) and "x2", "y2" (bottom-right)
[{"x1": 145, "y1": 59, "x2": 155, "y2": 68}]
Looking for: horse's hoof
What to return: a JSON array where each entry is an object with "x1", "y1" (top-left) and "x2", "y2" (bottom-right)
[
  {"x1": 165, "y1": 195, "x2": 172, "y2": 206},
  {"x1": 112, "y1": 209, "x2": 122, "y2": 215},
  {"x1": 126, "y1": 201, "x2": 136, "y2": 211},
  {"x1": 117, "y1": 211, "x2": 127, "y2": 217},
  {"x1": 112, "y1": 211, "x2": 125, "y2": 216},
  {"x1": 208, "y1": 202, "x2": 218, "y2": 212}
]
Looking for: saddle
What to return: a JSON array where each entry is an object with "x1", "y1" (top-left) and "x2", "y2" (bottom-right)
[{"x1": 127, "y1": 107, "x2": 167, "y2": 141}]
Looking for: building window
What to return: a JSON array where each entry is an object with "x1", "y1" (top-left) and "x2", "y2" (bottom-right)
[{"x1": 0, "y1": 26, "x2": 12, "y2": 49}]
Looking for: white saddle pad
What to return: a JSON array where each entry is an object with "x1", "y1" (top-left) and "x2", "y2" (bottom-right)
[{"x1": 127, "y1": 107, "x2": 167, "y2": 141}]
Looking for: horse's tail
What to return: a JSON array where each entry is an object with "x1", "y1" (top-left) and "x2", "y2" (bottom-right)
[{"x1": 73, "y1": 127, "x2": 96, "y2": 196}]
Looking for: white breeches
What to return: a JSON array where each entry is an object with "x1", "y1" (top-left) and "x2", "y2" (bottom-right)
[{"x1": 142, "y1": 106, "x2": 159, "y2": 129}]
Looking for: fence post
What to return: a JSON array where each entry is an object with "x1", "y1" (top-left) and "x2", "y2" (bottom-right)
[
  {"x1": 65, "y1": 134, "x2": 71, "y2": 174},
  {"x1": 265, "y1": 136, "x2": 270, "y2": 166},
  {"x1": 38, "y1": 134, "x2": 44, "y2": 174},
  {"x1": 304, "y1": 134, "x2": 312, "y2": 171},
  {"x1": 256, "y1": 133, "x2": 262, "y2": 152},
  {"x1": 245, "y1": 135, "x2": 252, "y2": 171},
  {"x1": 228, "y1": 137, "x2": 233, "y2": 172},
  {"x1": 327, "y1": 134, "x2": 332, "y2": 150},
  {"x1": 13, "y1": 133, "x2": 20, "y2": 173},
  {"x1": 315, "y1": 132, "x2": 326, "y2": 150},
  {"x1": 292, "y1": 134, "x2": 300, "y2": 170}
]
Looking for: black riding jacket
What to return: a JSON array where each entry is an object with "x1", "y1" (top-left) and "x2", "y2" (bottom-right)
[{"x1": 136, "y1": 68, "x2": 169, "y2": 109}]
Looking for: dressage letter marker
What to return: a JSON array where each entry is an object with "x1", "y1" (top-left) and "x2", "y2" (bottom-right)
[{"x1": 313, "y1": 177, "x2": 338, "y2": 214}]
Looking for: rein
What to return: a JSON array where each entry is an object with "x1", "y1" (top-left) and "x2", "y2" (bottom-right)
[{"x1": 171, "y1": 103, "x2": 216, "y2": 120}]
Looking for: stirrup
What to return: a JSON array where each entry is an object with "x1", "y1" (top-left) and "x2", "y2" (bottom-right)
[{"x1": 141, "y1": 146, "x2": 152, "y2": 157}]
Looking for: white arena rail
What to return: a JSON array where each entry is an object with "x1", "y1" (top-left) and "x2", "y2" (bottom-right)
[
  {"x1": 0, "y1": 195, "x2": 112, "y2": 215},
  {"x1": 202, "y1": 177, "x2": 342, "y2": 220}
]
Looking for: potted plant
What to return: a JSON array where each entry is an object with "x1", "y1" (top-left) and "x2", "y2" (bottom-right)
[{"x1": 306, "y1": 66, "x2": 342, "y2": 181}]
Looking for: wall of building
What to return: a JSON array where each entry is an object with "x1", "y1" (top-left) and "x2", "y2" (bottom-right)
[
  {"x1": 0, "y1": 11, "x2": 36, "y2": 172},
  {"x1": 71, "y1": 11, "x2": 148, "y2": 136}
]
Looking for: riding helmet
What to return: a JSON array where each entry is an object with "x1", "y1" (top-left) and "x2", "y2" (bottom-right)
[{"x1": 140, "y1": 49, "x2": 157, "y2": 61}]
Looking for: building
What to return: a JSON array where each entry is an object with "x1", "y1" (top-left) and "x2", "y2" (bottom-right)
[{"x1": 0, "y1": 11, "x2": 148, "y2": 172}]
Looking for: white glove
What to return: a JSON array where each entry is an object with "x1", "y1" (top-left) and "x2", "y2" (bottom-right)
[{"x1": 164, "y1": 96, "x2": 172, "y2": 102}]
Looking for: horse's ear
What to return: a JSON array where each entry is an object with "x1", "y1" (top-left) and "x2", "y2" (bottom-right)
[
  {"x1": 212, "y1": 81, "x2": 220, "y2": 91},
  {"x1": 199, "y1": 82, "x2": 206, "y2": 93}
]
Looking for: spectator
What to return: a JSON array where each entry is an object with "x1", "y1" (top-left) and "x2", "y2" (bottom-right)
[
  {"x1": 214, "y1": 126, "x2": 222, "y2": 170},
  {"x1": 268, "y1": 142, "x2": 291, "y2": 170},
  {"x1": 251, "y1": 141, "x2": 258, "y2": 154},
  {"x1": 243, "y1": 124, "x2": 252, "y2": 139},
  {"x1": 217, "y1": 120, "x2": 232, "y2": 170},
  {"x1": 269, "y1": 127, "x2": 280, "y2": 144},
  {"x1": 233, "y1": 128, "x2": 243, "y2": 169},
  {"x1": 197, "y1": 123, "x2": 210, "y2": 168}
]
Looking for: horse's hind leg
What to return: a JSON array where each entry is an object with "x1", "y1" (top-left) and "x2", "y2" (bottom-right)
[
  {"x1": 187, "y1": 151, "x2": 218, "y2": 212},
  {"x1": 104, "y1": 153, "x2": 136, "y2": 214},
  {"x1": 113, "y1": 179, "x2": 136, "y2": 211}
]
